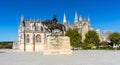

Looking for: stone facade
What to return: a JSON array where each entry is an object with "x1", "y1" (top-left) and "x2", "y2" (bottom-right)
[
  {"x1": 13, "y1": 12, "x2": 100, "y2": 52},
  {"x1": 63, "y1": 12, "x2": 91, "y2": 41},
  {"x1": 102, "y1": 30, "x2": 112, "y2": 42}
]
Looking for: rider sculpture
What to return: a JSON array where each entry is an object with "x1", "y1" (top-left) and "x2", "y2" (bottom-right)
[{"x1": 42, "y1": 15, "x2": 66, "y2": 36}]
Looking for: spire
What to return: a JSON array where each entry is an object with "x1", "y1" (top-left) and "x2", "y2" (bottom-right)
[
  {"x1": 63, "y1": 13, "x2": 67, "y2": 23},
  {"x1": 88, "y1": 16, "x2": 90, "y2": 22},
  {"x1": 79, "y1": 15, "x2": 82, "y2": 21},
  {"x1": 74, "y1": 11, "x2": 78, "y2": 23},
  {"x1": 20, "y1": 14, "x2": 24, "y2": 22},
  {"x1": 20, "y1": 14, "x2": 25, "y2": 27},
  {"x1": 88, "y1": 16, "x2": 90, "y2": 28}
]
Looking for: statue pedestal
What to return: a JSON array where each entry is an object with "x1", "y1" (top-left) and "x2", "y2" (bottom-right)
[{"x1": 43, "y1": 36, "x2": 72, "y2": 55}]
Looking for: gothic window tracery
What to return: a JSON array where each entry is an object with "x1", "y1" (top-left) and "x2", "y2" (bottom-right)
[{"x1": 36, "y1": 35, "x2": 41, "y2": 43}]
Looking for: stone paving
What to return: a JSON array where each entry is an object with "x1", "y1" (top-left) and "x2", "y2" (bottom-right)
[{"x1": 0, "y1": 49, "x2": 120, "y2": 65}]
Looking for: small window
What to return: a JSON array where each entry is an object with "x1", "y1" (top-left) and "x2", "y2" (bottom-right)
[{"x1": 36, "y1": 35, "x2": 41, "y2": 43}]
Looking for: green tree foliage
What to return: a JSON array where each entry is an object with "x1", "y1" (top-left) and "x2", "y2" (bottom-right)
[
  {"x1": 99, "y1": 41, "x2": 109, "y2": 47},
  {"x1": 84, "y1": 30, "x2": 100, "y2": 47},
  {"x1": 65, "y1": 29, "x2": 82, "y2": 48},
  {"x1": 0, "y1": 41, "x2": 13, "y2": 49},
  {"x1": 87, "y1": 43, "x2": 95, "y2": 49},
  {"x1": 109, "y1": 32, "x2": 120, "y2": 45}
]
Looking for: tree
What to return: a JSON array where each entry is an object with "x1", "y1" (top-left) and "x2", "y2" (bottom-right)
[
  {"x1": 84, "y1": 30, "x2": 100, "y2": 48},
  {"x1": 65, "y1": 29, "x2": 82, "y2": 49},
  {"x1": 109, "y1": 32, "x2": 120, "y2": 45},
  {"x1": 87, "y1": 43, "x2": 95, "y2": 49},
  {"x1": 100, "y1": 41, "x2": 109, "y2": 47}
]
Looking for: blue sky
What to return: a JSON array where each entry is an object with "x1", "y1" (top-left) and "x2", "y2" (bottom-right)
[{"x1": 0, "y1": 0, "x2": 120, "y2": 41}]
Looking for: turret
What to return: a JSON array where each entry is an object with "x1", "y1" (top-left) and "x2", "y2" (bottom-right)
[
  {"x1": 79, "y1": 15, "x2": 82, "y2": 21},
  {"x1": 20, "y1": 15, "x2": 25, "y2": 27},
  {"x1": 63, "y1": 13, "x2": 67, "y2": 23},
  {"x1": 21, "y1": 15, "x2": 24, "y2": 22},
  {"x1": 88, "y1": 16, "x2": 90, "y2": 30},
  {"x1": 74, "y1": 11, "x2": 79, "y2": 23},
  {"x1": 88, "y1": 16, "x2": 90, "y2": 22}
]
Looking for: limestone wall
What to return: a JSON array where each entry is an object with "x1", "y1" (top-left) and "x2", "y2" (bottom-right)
[{"x1": 44, "y1": 36, "x2": 72, "y2": 55}]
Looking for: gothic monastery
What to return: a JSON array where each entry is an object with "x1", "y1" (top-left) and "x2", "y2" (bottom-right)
[{"x1": 13, "y1": 12, "x2": 100, "y2": 52}]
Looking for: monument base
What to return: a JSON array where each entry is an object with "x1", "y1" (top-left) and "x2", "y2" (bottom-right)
[{"x1": 43, "y1": 36, "x2": 72, "y2": 55}]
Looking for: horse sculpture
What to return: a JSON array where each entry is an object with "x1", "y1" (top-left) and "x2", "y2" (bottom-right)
[{"x1": 42, "y1": 15, "x2": 66, "y2": 36}]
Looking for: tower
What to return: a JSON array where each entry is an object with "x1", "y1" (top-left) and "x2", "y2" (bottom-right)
[
  {"x1": 79, "y1": 15, "x2": 82, "y2": 21},
  {"x1": 63, "y1": 13, "x2": 67, "y2": 23},
  {"x1": 74, "y1": 11, "x2": 79, "y2": 24},
  {"x1": 20, "y1": 15, "x2": 25, "y2": 27},
  {"x1": 20, "y1": 15, "x2": 25, "y2": 29},
  {"x1": 19, "y1": 15, "x2": 26, "y2": 51},
  {"x1": 88, "y1": 16, "x2": 90, "y2": 22},
  {"x1": 79, "y1": 15, "x2": 83, "y2": 28},
  {"x1": 21, "y1": 15, "x2": 24, "y2": 22}
]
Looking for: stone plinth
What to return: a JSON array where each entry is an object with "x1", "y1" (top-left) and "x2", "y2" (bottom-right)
[{"x1": 43, "y1": 36, "x2": 72, "y2": 55}]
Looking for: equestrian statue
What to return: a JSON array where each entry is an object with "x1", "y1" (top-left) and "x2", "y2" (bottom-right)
[{"x1": 42, "y1": 15, "x2": 66, "y2": 36}]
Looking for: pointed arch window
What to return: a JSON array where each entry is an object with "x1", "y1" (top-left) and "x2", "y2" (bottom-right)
[
  {"x1": 26, "y1": 35, "x2": 30, "y2": 43},
  {"x1": 36, "y1": 35, "x2": 41, "y2": 43}
]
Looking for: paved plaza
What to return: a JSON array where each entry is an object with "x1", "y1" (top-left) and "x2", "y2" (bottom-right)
[{"x1": 0, "y1": 49, "x2": 120, "y2": 65}]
